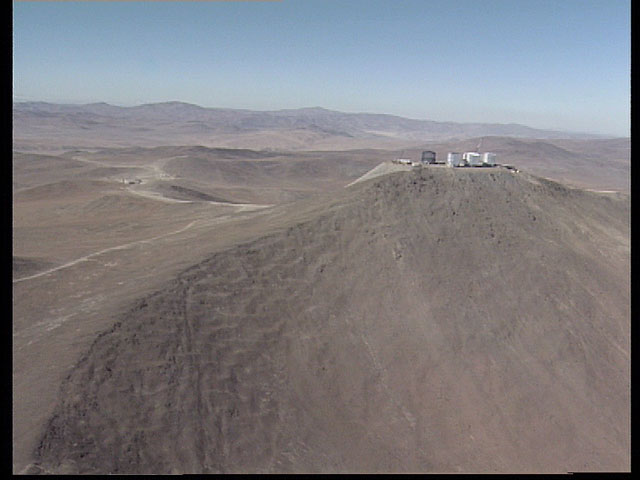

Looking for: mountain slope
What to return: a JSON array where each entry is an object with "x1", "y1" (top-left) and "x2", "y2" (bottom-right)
[{"x1": 33, "y1": 168, "x2": 629, "y2": 473}]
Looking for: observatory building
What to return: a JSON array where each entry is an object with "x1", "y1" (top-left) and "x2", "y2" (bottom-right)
[
  {"x1": 482, "y1": 152, "x2": 496, "y2": 166},
  {"x1": 446, "y1": 152, "x2": 463, "y2": 167},
  {"x1": 463, "y1": 152, "x2": 483, "y2": 167},
  {"x1": 421, "y1": 151, "x2": 436, "y2": 165},
  {"x1": 446, "y1": 151, "x2": 498, "y2": 168}
]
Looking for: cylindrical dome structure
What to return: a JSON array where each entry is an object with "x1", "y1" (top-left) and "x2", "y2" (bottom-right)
[
  {"x1": 421, "y1": 150, "x2": 436, "y2": 164},
  {"x1": 446, "y1": 152, "x2": 462, "y2": 167},
  {"x1": 482, "y1": 152, "x2": 496, "y2": 166},
  {"x1": 464, "y1": 152, "x2": 482, "y2": 166}
]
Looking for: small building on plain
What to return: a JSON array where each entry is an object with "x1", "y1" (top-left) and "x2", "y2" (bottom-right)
[
  {"x1": 446, "y1": 152, "x2": 463, "y2": 167},
  {"x1": 421, "y1": 150, "x2": 437, "y2": 165},
  {"x1": 463, "y1": 152, "x2": 483, "y2": 167},
  {"x1": 393, "y1": 158, "x2": 413, "y2": 165},
  {"x1": 482, "y1": 152, "x2": 497, "y2": 166}
]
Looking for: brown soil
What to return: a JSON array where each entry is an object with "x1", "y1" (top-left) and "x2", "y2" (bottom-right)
[{"x1": 27, "y1": 168, "x2": 629, "y2": 473}]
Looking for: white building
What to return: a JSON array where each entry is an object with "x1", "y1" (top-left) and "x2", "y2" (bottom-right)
[
  {"x1": 446, "y1": 152, "x2": 463, "y2": 167},
  {"x1": 482, "y1": 152, "x2": 497, "y2": 166},
  {"x1": 463, "y1": 152, "x2": 483, "y2": 166},
  {"x1": 394, "y1": 158, "x2": 413, "y2": 165}
]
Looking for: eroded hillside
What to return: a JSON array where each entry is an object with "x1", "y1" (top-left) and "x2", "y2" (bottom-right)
[{"x1": 32, "y1": 168, "x2": 629, "y2": 473}]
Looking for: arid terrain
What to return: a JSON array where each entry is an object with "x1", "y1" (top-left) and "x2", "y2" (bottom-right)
[
  {"x1": 13, "y1": 104, "x2": 630, "y2": 473},
  {"x1": 13, "y1": 101, "x2": 608, "y2": 154}
]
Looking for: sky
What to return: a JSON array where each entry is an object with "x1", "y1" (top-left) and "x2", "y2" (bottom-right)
[{"x1": 13, "y1": 0, "x2": 630, "y2": 136}]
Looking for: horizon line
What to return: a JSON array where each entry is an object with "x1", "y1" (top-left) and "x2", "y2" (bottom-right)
[{"x1": 13, "y1": 98, "x2": 622, "y2": 138}]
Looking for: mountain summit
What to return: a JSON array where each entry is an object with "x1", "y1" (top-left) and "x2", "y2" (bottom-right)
[{"x1": 34, "y1": 167, "x2": 629, "y2": 473}]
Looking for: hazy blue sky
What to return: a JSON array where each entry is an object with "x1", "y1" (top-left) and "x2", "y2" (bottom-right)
[{"x1": 13, "y1": 0, "x2": 630, "y2": 136}]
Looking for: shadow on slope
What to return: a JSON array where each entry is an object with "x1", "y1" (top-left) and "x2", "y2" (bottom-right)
[{"x1": 13, "y1": 257, "x2": 57, "y2": 280}]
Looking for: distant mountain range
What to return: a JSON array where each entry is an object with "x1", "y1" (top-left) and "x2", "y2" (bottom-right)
[{"x1": 13, "y1": 101, "x2": 612, "y2": 152}]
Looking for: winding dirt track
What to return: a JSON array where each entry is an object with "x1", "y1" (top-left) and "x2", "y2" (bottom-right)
[{"x1": 13, "y1": 221, "x2": 198, "y2": 284}]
